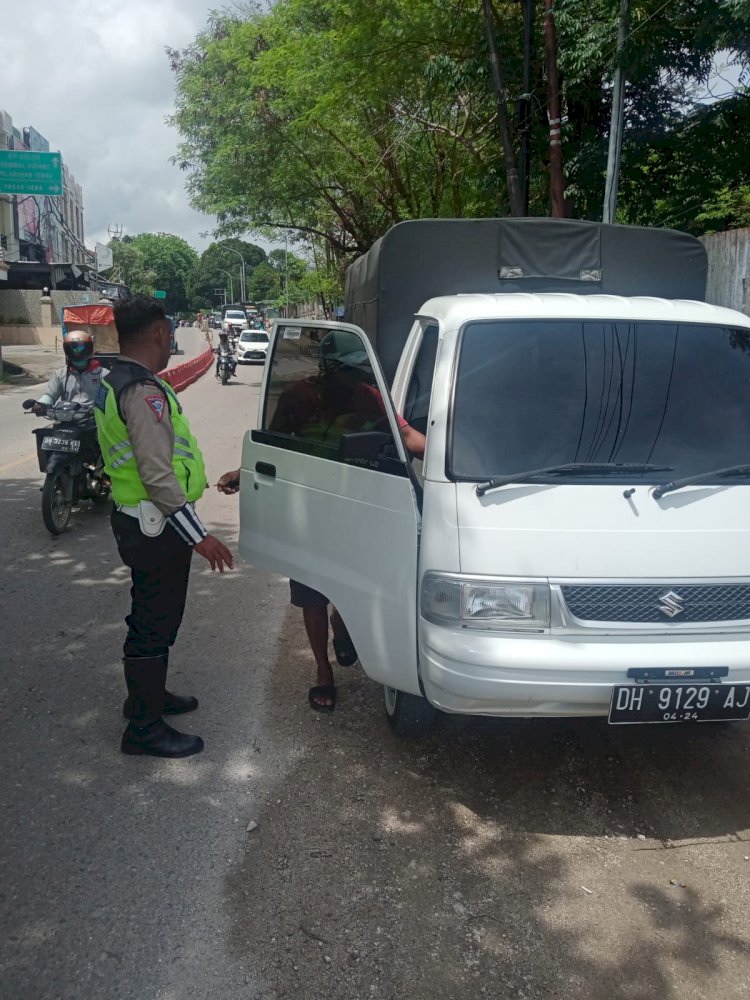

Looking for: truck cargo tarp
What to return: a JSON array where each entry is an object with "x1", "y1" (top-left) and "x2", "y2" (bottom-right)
[
  {"x1": 63, "y1": 304, "x2": 119, "y2": 353},
  {"x1": 344, "y1": 218, "x2": 708, "y2": 383},
  {"x1": 63, "y1": 304, "x2": 114, "y2": 327}
]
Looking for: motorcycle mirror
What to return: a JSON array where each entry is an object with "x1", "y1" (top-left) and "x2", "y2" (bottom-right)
[{"x1": 22, "y1": 399, "x2": 37, "y2": 410}]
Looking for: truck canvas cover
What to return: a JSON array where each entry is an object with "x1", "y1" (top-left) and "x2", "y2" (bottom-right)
[
  {"x1": 344, "y1": 218, "x2": 708, "y2": 383},
  {"x1": 62, "y1": 303, "x2": 120, "y2": 354}
]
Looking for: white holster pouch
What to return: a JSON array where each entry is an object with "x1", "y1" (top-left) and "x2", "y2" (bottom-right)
[{"x1": 117, "y1": 500, "x2": 167, "y2": 537}]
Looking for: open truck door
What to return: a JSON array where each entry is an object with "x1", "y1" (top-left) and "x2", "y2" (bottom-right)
[{"x1": 239, "y1": 320, "x2": 422, "y2": 696}]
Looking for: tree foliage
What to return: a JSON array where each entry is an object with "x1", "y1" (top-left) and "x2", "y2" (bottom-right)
[
  {"x1": 110, "y1": 232, "x2": 199, "y2": 312},
  {"x1": 109, "y1": 238, "x2": 156, "y2": 296},
  {"x1": 170, "y1": 0, "x2": 750, "y2": 278},
  {"x1": 188, "y1": 238, "x2": 267, "y2": 309}
]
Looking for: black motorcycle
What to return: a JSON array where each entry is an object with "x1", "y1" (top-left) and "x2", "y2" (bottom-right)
[
  {"x1": 215, "y1": 349, "x2": 237, "y2": 385},
  {"x1": 23, "y1": 399, "x2": 111, "y2": 535}
]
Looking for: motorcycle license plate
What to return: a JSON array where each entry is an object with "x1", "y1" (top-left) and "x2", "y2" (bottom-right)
[
  {"x1": 609, "y1": 682, "x2": 750, "y2": 724},
  {"x1": 41, "y1": 436, "x2": 80, "y2": 452}
]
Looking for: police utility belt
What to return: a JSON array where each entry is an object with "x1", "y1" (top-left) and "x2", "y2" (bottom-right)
[{"x1": 116, "y1": 500, "x2": 196, "y2": 538}]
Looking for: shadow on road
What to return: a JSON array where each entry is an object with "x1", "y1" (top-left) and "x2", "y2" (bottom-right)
[
  {"x1": 0, "y1": 468, "x2": 274, "y2": 997},
  {"x1": 223, "y1": 614, "x2": 750, "y2": 1000}
]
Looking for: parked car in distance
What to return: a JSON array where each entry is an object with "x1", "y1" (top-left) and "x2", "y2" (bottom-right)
[{"x1": 236, "y1": 328, "x2": 270, "y2": 363}]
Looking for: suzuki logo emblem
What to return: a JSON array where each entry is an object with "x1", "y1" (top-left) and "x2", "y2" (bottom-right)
[{"x1": 658, "y1": 590, "x2": 685, "y2": 618}]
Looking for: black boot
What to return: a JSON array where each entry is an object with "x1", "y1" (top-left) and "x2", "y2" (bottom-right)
[
  {"x1": 122, "y1": 654, "x2": 199, "y2": 718},
  {"x1": 120, "y1": 655, "x2": 204, "y2": 758}
]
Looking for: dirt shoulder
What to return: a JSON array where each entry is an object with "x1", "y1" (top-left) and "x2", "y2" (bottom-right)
[
  {"x1": 0, "y1": 345, "x2": 61, "y2": 387},
  {"x1": 225, "y1": 614, "x2": 750, "y2": 1000}
]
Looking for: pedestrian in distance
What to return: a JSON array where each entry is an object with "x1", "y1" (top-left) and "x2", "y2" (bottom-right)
[{"x1": 95, "y1": 295, "x2": 234, "y2": 759}]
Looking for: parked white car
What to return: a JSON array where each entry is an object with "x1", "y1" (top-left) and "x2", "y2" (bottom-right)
[{"x1": 236, "y1": 328, "x2": 270, "y2": 364}]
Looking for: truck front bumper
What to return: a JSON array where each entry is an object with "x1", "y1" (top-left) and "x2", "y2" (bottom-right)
[{"x1": 419, "y1": 620, "x2": 750, "y2": 717}]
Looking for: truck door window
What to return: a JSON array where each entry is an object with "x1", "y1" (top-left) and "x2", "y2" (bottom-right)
[
  {"x1": 404, "y1": 324, "x2": 438, "y2": 435},
  {"x1": 261, "y1": 325, "x2": 404, "y2": 473}
]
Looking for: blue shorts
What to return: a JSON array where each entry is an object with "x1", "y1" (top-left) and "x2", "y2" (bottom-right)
[{"x1": 289, "y1": 579, "x2": 329, "y2": 609}]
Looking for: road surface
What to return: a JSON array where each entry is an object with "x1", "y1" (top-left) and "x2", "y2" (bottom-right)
[{"x1": 1, "y1": 333, "x2": 750, "y2": 1000}]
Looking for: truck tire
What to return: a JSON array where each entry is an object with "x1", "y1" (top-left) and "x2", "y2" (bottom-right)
[
  {"x1": 383, "y1": 685, "x2": 437, "y2": 737},
  {"x1": 42, "y1": 471, "x2": 72, "y2": 535}
]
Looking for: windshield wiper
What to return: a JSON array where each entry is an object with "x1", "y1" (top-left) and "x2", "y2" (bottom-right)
[
  {"x1": 475, "y1": 463, "x2": 673, "y2": 497},
  {"x1": 653, "y1": 466, "x2": 750, "y2": 499}
]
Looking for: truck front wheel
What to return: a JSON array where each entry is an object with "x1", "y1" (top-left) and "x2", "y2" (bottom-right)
[{"x1": 383, "y1": 685, "x2": 437, "y2": 737}]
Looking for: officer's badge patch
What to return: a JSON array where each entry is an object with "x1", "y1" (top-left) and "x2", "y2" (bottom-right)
[{"x1": 145, "y1": 395, "x2": 165, "y2": 421}]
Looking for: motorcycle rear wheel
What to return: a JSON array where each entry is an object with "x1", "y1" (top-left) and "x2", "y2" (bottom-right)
[{"x1": 42, "y1": 472, "x2": 72, "y2": 534}]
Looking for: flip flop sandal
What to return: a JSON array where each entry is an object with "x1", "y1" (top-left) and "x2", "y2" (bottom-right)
[
  {"x1": 332, "y1": 637, "x2": 358, "y2": 667},
  {"x1": 308, "y1": 684, "x2": 336, "y2": 712}
]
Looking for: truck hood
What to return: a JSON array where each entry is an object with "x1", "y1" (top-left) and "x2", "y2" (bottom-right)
[{"x1": 455, "y1": 482, "x2": 750, "y2": 578}]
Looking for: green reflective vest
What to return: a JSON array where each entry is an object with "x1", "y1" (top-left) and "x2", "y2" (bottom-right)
[{"x1": 95, "y1": 364, "x2": 207, "y2": 506}]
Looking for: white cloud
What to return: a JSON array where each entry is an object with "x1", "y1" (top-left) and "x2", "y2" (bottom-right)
[{"x1": 2, "y1": 0, "x2": 232, "y2": 253}]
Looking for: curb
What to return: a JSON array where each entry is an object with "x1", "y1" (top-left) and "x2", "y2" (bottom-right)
[{"x1": 159, "y1": 348, "x2": 214, "y2": 393}]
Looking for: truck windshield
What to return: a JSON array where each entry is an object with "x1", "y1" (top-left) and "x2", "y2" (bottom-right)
[{"x1": 450, "y1": 319, "x2": 750, "y2": 483}]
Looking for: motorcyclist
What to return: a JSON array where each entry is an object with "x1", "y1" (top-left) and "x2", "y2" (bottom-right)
[
  {"x1": 33, "y1": 329, "x2": 108, "y2": 422},
  {"x1": 214, "y1": 331, "x2": 237, "y2": 378}
]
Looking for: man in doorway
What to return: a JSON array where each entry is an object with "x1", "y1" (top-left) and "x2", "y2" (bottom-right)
[{"x1": 216, "y1": 330, "x2": 424, "y2": 711}]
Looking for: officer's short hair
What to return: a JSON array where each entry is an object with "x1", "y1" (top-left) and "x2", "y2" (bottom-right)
[{"x1": 115, "y1": 296, "x2": 167, "y2": 342}]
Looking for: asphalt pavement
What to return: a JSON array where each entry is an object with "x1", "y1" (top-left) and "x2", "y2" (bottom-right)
[{"x1": 2, "y1": 329, "x2": 750, "y2": 999}]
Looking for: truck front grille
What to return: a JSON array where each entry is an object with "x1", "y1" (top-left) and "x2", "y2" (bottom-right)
[{"x1": 561, "y1": 584, "x2": 750, "y2": 624}]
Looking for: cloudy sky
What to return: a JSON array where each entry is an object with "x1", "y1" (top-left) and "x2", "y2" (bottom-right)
[{"x1": 3, "y1": 0, "x2": 235, "y2": 254}]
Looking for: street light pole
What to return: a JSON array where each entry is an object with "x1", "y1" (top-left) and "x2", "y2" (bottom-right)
[
  {"x1": 216, "y1": 268, "x2": 234, "y2": 303},
  {"x1": 223, "y1": 246, "x2": 246, "y2": 303}
]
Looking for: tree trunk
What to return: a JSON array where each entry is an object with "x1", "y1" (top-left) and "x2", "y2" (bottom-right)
[
  {"x1": 483, "y1": 0, "x2": 524, "y2": 217},
  {"x1": 518, "y1": 0, "x2": 535, "y2": 215},
  {"x1": 543, "y1": 0, "x2": 565, "y2": 217}
]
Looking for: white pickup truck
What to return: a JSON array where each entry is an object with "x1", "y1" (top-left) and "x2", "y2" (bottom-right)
[{"x1": 239, "y1": 219, "x2": 750, "y2": 734}]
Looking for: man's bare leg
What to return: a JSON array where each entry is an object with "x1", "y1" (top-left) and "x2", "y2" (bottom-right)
[
  {"x1": 302, "y1": 606, "x2": 335, "y2": 708},
  {"x1": 330, "y1": 606, "x2": 357, "y2": 665}
]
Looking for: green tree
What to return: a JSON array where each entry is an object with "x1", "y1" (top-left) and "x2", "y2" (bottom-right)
[
  {"x1": 169, "y1": 0, "x2": 500, "y2": 262},
  {"x1": 109, "y1": 239, "x2": 156, "y2": 294},
  {"x1": 118, "y1": 233, "x2": 199, "y2": 313},
  {"x1": 170, "y1": 0, "x2": 749, "y2": 251},
  {"x1": 248, "y1": 261, "x2": 281, "y2": 304},
  {"x1": 188, "y1": 238, "x2": 267, "y2": 309}
]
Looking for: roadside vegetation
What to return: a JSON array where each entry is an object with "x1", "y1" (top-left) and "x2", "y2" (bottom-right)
[{"x1": 167, "y1": 0, "x2": 749, "y2": 294}]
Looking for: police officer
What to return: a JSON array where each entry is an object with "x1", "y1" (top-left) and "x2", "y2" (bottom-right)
[{"x1": 95, "y1": 296, "x2": 233, "y2": 759}]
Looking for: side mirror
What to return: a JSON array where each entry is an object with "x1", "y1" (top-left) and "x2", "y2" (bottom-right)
[{"x1": 339, "y1": 431, "x2": 393, "y2": 462}]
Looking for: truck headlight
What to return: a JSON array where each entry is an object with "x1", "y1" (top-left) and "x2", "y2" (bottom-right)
[{"x1": 420, "y1": 573, "x2": 550, "y2": 631}]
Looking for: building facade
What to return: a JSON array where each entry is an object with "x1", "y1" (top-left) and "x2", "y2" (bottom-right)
[{"x1": 0, "y1": 108, "x2": 85, "y2": 265}]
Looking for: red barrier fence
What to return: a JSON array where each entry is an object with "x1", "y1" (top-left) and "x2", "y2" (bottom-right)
[{"x1": 159, "y1": 348, "x2": 214, "y2": 393}]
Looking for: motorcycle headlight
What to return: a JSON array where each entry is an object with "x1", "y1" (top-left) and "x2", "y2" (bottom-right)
[{"x1": 420, "y1": 573, "x2": 550, "y2": 631}]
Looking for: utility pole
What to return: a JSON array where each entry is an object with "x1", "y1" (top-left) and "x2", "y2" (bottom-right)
[
  {"x1": 483, "y1": 0, "x2": 524, "y2": 217},
  {"x1": 283, "y1": 232, "x2": 289, "y2": 318},
  {"x1": 224, "y1": 244, "x2": 246, "y2": 303},
  {"x1": 518, "y1": 0, "x2": 535, "y2": 215},
  {"x1": 603, "y1": 0, "x2": 630, "y2": 224},
  {"x1": 107, "y1": 223, "x2": 123, "y2": 241},
  {"x1": 216, "y1": 267, "x2": 234, "y2": 304},
  {"x1": 543, "y1": 0, "x2": 565, "y2": 217}
]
